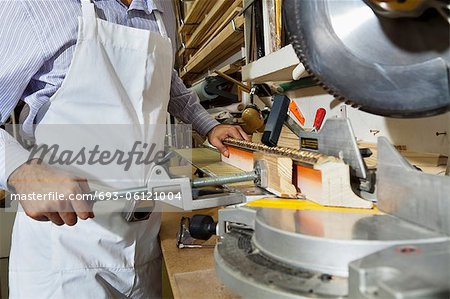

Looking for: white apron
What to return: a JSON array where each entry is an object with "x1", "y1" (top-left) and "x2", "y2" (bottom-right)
[{"x1": 9, "y1": 1, "x2": 173, "y2": 298}]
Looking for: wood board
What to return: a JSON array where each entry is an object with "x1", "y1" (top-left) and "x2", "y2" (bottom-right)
[
  {"x1": 181, "y1": 14, "x2": 244, "y2": 82},
  {"x1": 174, "y1": 148, "x2": 255, "y2": 188},
  {"x1": 221, "y1": 143, "x2": 373, "y2": 208}
]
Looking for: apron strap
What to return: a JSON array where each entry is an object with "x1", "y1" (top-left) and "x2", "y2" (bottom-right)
[
  {"x1": 79, "y1": 0, "x2": 98, "y2": 40},
  {"x1": 154, "y1": 11, "x2": 168, "y2": 38},
  {"x1": 81, "y1": 0, "x2": 97, "y2": 19}
]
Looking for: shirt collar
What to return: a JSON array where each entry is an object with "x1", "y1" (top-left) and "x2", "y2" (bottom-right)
[
  {"x1": 127, "y1": 0, "x2": 164, "y2": 14},
  {"x1": 147, "y1": 0, "x2": 164, "y2": 13}
]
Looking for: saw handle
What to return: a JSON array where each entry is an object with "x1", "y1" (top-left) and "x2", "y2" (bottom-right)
[
  {"x1": 313, "y1": 108, "x2": 326, "y2": 131},
  {"x1": 262, "y1": 95, "x2": 291, "y2": 147},
  {"x1": 289, "y1": 101, "x2": 306, "y2": 126}
]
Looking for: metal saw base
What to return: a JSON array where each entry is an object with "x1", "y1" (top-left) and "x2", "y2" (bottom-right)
[{"x1": 215, "y1": 206, "x2": 449, "y2": 298}]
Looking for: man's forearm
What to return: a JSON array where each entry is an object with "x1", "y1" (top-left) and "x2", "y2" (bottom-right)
[
  {"x1": 0, "y1": 129, "x2": 32, "y2": 190},
  {"x1": 168, "y1": 70, "x2": 219, "y2": 136}
]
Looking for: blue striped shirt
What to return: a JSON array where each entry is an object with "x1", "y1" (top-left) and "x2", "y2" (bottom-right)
[{"x1": 0, "y1": 0, "x2": 219, "y2": 189}]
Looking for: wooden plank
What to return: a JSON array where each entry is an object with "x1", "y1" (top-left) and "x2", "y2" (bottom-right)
[
  {"x1": 181, "y1": 15, "x2": 244, "y2": 79},
  {"x1": 241, "y1": 44, "x2": 304, "y2": 83},
  {"x1": 199, "y1": 6, "x2": 242, "y2": 51},
  {"x1": 173, "y1": 148, "x2": 221, "y2": 171},
  {"x1": 221, "y1": 146, "x2": 254, "y2": 171},
  {"x1": 189, "y1": 28, "x2": 243, "y2": 70},
  {"x1": 174, "y1": 148, "x2": 254, "y2": 188},
  {"x1": 184, "y1": 0, "x2": 235, "y2": 50},
  {"x1": 221, "y1": 143, "x2": 373, "y2": 208},
  {"x1": 179, "y1": 0, "x2": 216, "y2": 35},
  {"x1": 217, "y1": 60, "x2": 244, "y2": 75},
  {"x1": 296, "y1": 162, "x2": 372, "y2": 209}
]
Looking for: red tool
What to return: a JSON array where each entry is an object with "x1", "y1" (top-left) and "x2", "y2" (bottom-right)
[{"x1": 313, "y1": 108, "x2": 326, "y2": 131}]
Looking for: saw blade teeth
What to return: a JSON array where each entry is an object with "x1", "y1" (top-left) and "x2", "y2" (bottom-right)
[{"x1": 289, "y1": 17, "x2": 353, "y2": 107}]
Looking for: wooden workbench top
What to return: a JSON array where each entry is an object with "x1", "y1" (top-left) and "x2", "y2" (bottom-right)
[{"x1": 160, "y1": 209, "x2": 239, "y2": 299}]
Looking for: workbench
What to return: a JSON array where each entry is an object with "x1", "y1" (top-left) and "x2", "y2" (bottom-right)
[
  {"x1": 159, "y1": 147, "x2": 248, "y2": 298},
  {"x1": 160, "y1": 208, "x2": 239, "y2": 299}
]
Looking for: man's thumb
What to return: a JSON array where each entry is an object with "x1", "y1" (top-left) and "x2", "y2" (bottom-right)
[{"x1": 213, "y1": 138, "x2": 229, "y2": 158}]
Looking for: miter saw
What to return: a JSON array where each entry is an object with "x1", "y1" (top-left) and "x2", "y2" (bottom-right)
[{"x1": 214, "y1": 1, "x2": 450, "y2": 298}]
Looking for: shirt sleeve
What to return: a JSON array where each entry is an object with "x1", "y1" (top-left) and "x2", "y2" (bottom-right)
[
  {"x1": 0, "y1": 130, "x2": 32, "y2": 191},
  {"x1": 168, "y1": 70, "x2": 219, "y2": 136},
  {"x1": 0, "y1": 4, "x2": 46, "y2": 189}
]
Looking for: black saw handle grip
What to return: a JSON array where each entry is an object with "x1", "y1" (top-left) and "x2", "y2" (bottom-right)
[{"x1": 262, "y1": 95, "x2": 291, "y2": 147}]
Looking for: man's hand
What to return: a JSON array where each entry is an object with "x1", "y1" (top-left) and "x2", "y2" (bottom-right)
[
  {"x1": 207, "y1": 124, "x2": 250, "y2": 157},
  {"x1": 8, "y1": 160, "x2": 94, "y2": 226}
]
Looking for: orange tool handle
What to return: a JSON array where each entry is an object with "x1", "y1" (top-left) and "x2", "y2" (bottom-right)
[{"x1": 289, "y1": 101, "x2": 305, "y2": 125}]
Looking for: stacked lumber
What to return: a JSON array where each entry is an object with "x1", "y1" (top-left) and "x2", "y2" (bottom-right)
[
  {"x1": 175, "y1": 0, "x2": 244, "y2": 84},
  {"x1": 178, "y1": 0, "x2": 216, "y2": 35}
]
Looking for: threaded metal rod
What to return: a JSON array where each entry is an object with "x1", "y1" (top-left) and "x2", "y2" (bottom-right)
[
  {"x1": 91, "y1": 171, "x2": 258, "y2": 201},
  {"x1": 191, "y1": 171, "x2": 258, "y2": 188}
]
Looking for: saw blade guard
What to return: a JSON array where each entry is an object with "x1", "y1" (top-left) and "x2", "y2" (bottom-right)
[{"x1": 284, "y1": 0, "x2": 450, "y2": 117}]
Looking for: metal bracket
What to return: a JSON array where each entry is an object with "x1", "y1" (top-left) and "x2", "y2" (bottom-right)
[
  {"x1": 146, "y1": 166, "x2": 245, "y2": 211},
  {"x1": 299, "y1": 118, "x2": 370, "y2": 184},
  {"x1": 377, "y1": 137, "x2": 450, "y2": 235},
  {"x1": 231, "y1": 18, "x2": 244, "y2": 32}
]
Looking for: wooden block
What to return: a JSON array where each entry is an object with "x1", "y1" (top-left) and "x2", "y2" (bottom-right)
[
  {"x1": 296, "y1": 162, "x2": 373, "y2": 209},
  {"x1": 221, "y1": 146, "x2": 298, "y2": 198},
  {"x1": 221, "y1": 146, "x2": 254, "y2": 171},
  {"x1": 254, "y1": 153, "x2": 298, "y2": 198},
  {"x1": 277, "y1": 126, "x2": 300, "y2": 149}
]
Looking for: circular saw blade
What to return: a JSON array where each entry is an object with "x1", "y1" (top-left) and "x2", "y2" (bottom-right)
[{"x1": 284, "y1": 0, "x2": 450, "y2": 117}]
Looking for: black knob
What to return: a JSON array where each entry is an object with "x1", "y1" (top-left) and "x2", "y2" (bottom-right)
[
  {"x1": 189, "y1": 215, "x2": 217, "y2": 240},
  {"x1": 359, "y1": 148, "x2": 373, "y2": 158}
]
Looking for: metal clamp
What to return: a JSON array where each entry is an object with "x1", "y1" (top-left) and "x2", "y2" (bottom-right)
[{"x1": 231, "y1": 18, "x2": 244, "y2": 32}]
